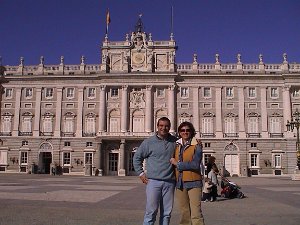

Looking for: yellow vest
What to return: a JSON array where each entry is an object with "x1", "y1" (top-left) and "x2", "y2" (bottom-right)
[{"x1": 174, "y1": 144, "x2": 202, "y2": 182}]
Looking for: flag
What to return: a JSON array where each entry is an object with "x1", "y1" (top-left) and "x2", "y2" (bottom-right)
[{"x1": 106, "y1": 9, "x2": 111, "y2": 34}]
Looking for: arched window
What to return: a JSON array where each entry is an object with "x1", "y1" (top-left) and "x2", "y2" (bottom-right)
[
  {"x1": 109, "y1": 109, "x2": 120, "y2": 133},
  {"x1": 1, "y1": 112, "x2": 13, "y2": 135},
  {"x1": 84, "y1": 113, "x2": 96, "y2": 136},
  {"x1": 132, "y1": 109, "x2": 145, "y2": 132}
]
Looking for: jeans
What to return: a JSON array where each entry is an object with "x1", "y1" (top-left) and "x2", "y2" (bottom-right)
[{"x1": 143, "y1": 179, "x2": 175, "y2": 225}]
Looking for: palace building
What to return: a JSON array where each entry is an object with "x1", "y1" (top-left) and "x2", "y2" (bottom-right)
[{"x1": 0, "y1": 17, "x2": 300, "y2": 177}]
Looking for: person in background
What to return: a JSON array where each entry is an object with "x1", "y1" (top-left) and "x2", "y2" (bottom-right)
[
  {"x1": 202, "y1": 177, "x2": 213, "y2": 202},
  {"x1": 206, "y1": 155, "x2": 216, "y2": 176},
  {"x1": 133, "y1": 117, "x2": 177, "y2": 225},
  {"x1": 170, "y1": 121, "x2": 205, "y2": 225},
  {"x1": 207, "y1": 164, "x2": 219, "y2": 202}
]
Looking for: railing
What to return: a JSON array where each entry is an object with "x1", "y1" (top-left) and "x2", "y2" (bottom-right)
[
  {"x1": 269, "y1": 133, "x2": 284, "y2": 138},
  {"x1": 200, "y1": 133, "x2": 215, "y2": 138},
  {"x1": 0, "y1": 132, "x2": 12, "y2": 136},
  {"x1": 4, "y1": 62, "x2": 300, "y2": 76},
  {"x1": 223, "y1": 133, "x2": 239, "y2": 138},
  {"x1": 247, "y1": 133, "x2": 261, "y2": 138},
  {"x1": 61, "y1": 132, "x2": 75, "y2": 137},
  {"x1": 82, "y1": 132, "x2": 96, "y2": 137},
  {"x1": 18, "y1": 131, "x2": 33, "y2": 136},
  {"x1": 40, "y1": 132, "x2": 54, "y2": 136}
]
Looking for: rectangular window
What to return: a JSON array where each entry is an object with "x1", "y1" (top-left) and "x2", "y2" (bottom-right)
[
  {"x1": 111, "y1": 88, "x2": 119, "y2": 97},
  {"x1": 270, "y1": 117, "x2": 281, "y2": 134},
  {"x1": 202, "y1": 118, "x2": 213, "y2": 134},
  {"x1": 64, "y1": 141, "x2": 71, "y2": 147},
  {"x1": 270, "y1": 87, "x2": 279, "y2": 98},
  {"x1": 274, "y1": 154, "x2": 281, "y2": 168},
  {"x1": 43, "y1": 118, "x2": 53, "y2": 133},
  {"x1": 156, "y1": 88, "x2": 165, "y2": 98},
  {"x1": 85, "y1": 117, "x2": 96, "y2": 134},
  {"x1": 204, "y1": 143, "x2": 211, "y2": 148},
  {"x1": 292, "y1": 88, "x2": 300, "y2": 97},
  {"x1": 203, "y1": 87, "x2": 211, "y2": 98},
  {"x1": 85, "y1": 152, "x2": 93, "y2": 164},
  {"x1": 64, "y1": 118, "x2": 74, "y2": 133},
  {"x1": 88, "y1": 87, "x2": 96, "y2": 98},
  {"x1": 22, "y1": 117, "x2": 32, "y2": 132},
  {"x1": 86, "y1": 142, "x2": 93, "y2": 147},
  {"x1": 180, "y1": 87, "x2": 189, "y2": 98},
  {"x1": 25, "y1": 88, "x2": 33, "y2": 98},
  {"x1": 248, "y1": 117, "x2": 258, "y2": 134},
  {"x1": 250, "y1": 143, "x2": 257, "y2": 148},
  {"x1": 250, "y1": 154, "x2": 258, "y2": 167},
  {"x1": 20, "y1": 152, "x2": 28, "y2": 165},
  {"x1": 248, "y1": 87, "x2": 256, "y2": 98},
  {"x1": 180, "y1": 103, "x2": 189, "y2": 109},
  {"x1": 226, "y1": 87, "x2": 233, "y2": 98},
  {"x1": 5, "y1": 88, "x2": 13, "y2": 98},
  {"x1": 45, "y1": 88, "x2": 54, "y2": 98},
  {"x1": 0, "y1": 151, "x2": 8, "y2": 164},
  {"x1": 63, "y1": 152, "x2": 71, "y2": 165},
  {"x1": 225, "y1": 117, "x2": 235, "y2": 134},
  {"x1": 66, "y1": 88, "x2": 75, "y2": 98},
  {"x1": 110, "y1": 118, "x2": 119, "y2": 132}
]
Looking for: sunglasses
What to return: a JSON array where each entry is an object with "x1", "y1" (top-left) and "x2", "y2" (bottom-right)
[{"x1": 180, "y1": 128, "x2": 191, "y2": 132}]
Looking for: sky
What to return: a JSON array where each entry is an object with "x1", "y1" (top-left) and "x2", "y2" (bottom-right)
[{"x1": 1, "y1": 0, "x2": 300, "y2": 66}]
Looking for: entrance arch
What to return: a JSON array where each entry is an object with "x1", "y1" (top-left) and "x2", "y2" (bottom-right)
[
  {"x1": 223, "y1": 143, "x2": 239, "y2": 176},
  {"x1": 38, "y1": 142, "x2": 53, "y2": 174}
]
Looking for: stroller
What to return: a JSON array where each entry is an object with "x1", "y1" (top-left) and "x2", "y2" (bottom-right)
[{"x1": 220, "y1": 176, "x2": 244, "y2": 199}]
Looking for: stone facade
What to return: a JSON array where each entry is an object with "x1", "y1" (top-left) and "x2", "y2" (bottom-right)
[{"x1": 0, "y1": 19, "x2": 300, "y2": 176}]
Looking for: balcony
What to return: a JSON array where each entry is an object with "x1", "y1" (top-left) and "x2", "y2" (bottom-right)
[
  {"x1": 61, "y1": 132, "x2": 75, "y2": 137},
  {"x1": 19, "y1": 131, "x2": 33, "y2": 136},
  {"x1": 83, "y1": 132, "x2": 96, "y2": 137},
  {"x1": 269, "y1": 133, "x2": 284, "y2": 138},
  {"x1": 223, "y1": 133, "x2": 239, "y2": 138},
  {"x1": 0, "y1": 132, "x2": 12, "y2": 136},
  {"x1": 200, "y1": 133, "x2": 215, "y2": 138},
  {"x1": 40, "y1": 132, "x2": 53, "y2": 136},
  {"x1": 247, "y1": 133, "x2": 261, "y2": 138}
]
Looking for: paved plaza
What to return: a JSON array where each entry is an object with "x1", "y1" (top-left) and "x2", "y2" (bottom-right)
[{"x1": 0, "y1": 174, "x2": 299, "y2": 225}]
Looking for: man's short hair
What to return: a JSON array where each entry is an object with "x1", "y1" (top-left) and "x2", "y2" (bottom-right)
[{"x1": 157, "y1": 117, "x2": 171, "y2": 127}]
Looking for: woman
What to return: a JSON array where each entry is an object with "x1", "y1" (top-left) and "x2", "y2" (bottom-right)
[{"x1": 170, "y1": 121, "x2": 205, "y2": 225}]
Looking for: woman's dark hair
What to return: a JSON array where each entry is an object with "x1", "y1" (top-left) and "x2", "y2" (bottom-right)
[{"x1": 177, "y1": 121, "x2": 196, "y2": 138}]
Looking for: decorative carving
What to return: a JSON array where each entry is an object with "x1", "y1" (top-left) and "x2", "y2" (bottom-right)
[{"x1": 130, "y1": 90, "x2": 145, "y2": 108}]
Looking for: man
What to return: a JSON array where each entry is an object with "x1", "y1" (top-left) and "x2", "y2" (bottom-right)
[{"x1": 133, "y1": 117, "x2": 177, "y2": 225}]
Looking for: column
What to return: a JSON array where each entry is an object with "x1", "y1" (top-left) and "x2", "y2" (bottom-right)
[
  {"x1": 192, "y1": 86, "x2": 200, "y2": 137},
  {"x1": 238, "y1": 87, "x2": 246, "y2": 138},
  {"x1": 260, "y1": 87, "x2": 268, "y2": 138},
  {"x1": 33, "y1": 87, "x2": 42, "y2": 136},
  {"x1": 96, "y1": 140, "x2": 103, "y2": 176},
  {"x1": 168, "y1": 85, "x2": 176, "y2": 132},
  {"x1": 145, "y1": 85, "x2": 153, "y2": 132},
  {"x1": 12, "y1": 88, "x2": 22, "y2": 136},
  {"x1": 54, "y1": 88, "x2": 63, "y2": 137},
  {"x1": 76, "y1": 87, "x2": 84, "y2": 137},
  {"x1": 98, "y1": 85, "x2": 106, "y2": 133},
  {"x1": 215, "y1": 86, "x2": 223, "y2": 138},
  {"x1": 121, "y1": 85, "x2": 128, "y2": 132},
  {"x1": 118, "y1": 139, "x2": 126, "y2": 176},
  {"x1": 283, "y1": 85, "x2": 292, "y2": 136}
]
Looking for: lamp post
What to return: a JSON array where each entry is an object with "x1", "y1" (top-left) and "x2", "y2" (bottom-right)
[{"x1": 286, "y1": 108, "x2": 300, "y2": 170}]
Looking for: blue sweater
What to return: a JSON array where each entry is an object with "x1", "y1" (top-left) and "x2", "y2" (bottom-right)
[{"x1": 133, "y1": 134, "x2": 177, "y2": 181}]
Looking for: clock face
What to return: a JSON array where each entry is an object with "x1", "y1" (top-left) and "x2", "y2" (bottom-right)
[{"x1": 133, "y1": 53, "x2": 145, "y2": 64}]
